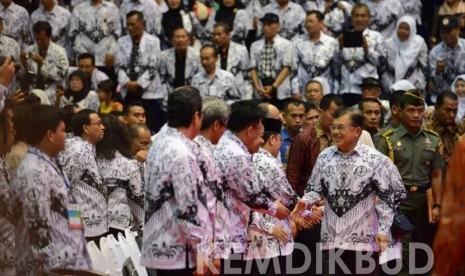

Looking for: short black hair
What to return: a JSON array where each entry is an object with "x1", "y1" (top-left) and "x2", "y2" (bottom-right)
[
  {"x1": 351, "y1": 3, "x2": 371, "y2": 18},
  {"x1": 127, "y1": 10, "x2": 145, "y2": 22},
  {"x1": 78, "y1": 53, "x2": 96, "y2": 66},
  {"x1": 71, "y1": 109, "x2": 97, "y2": 137},
  {"x1": 319, "y1": 94, "x2": 344, "y2": 110},
  {"x1": 129, "y1": 123, "x2": 150, "y2": 139},
  {"x1": 96, "y1": 115, "x2": 133, "y2": 159},
  {"x1": 23, "y1": 105, "x2": 63, "y2": 145},
  {"x1": 123, "y1": 102, "x2": 144, "y2": 116},
  {"x1": 200, "y1": 44, "x2": 219, "y2": 56},
  {"x1": 358, "y1": 98, "x2": 382, "y2": 111},
  {"x1": 436, "y1": 91, "x2": 458, "y2": 107},
  {"x1": 389, "y1": 90, "x2": 405, "y2": 109},
  {"x1": 262, "y1": 131, "x2": 279, "y2": 144},
  {"x1": 33, "y1": 21, "x2": 52, "y2": 37},
  {"x1": 171, "y1": 27, "x2": 190, "y2": 39},
  {"x1": 307, "y1": 10, "x2": 324, "y2": 21},
  {"x1": 97, "y1": 79, "x2": 114, "y2": 94},
  {"x1": 167, "y1": 86, "x2": 202, "y2": 128},
  {"x1": 214, "y1": 21, "x2": 231, "y2": 33},
  {"x1": 304, "y1": 102, "x2": 319, "y2": 113},
  {"x1": 333, "y1": 107, "x2": 364, "y2": 128},
  {"x1": 228, "y1": 100, "x2": 265, "y2": 132},
  {"x1": 283, "y1": 98, "x2": 304, "y2": 113},
  {"x1": 110, "y1": 110, "x2": 124, "y2": 117},
  {"x1": 61, "y1": 104, "x2": 79, "y2": 133}
]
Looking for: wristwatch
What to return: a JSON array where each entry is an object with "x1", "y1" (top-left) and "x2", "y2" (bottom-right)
[{"x1": 433, "y1": 203, "x2": 441, "y2": 209}]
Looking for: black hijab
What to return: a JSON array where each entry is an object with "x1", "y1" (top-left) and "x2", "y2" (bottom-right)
[
  {"x1": 162, "y1": 3, "x2": 185, "y2": 41},
  {"x1": 215, "y1": 0, "x2": 241, "y2": 29},
  {"x1": 65, "y1": 70, "x2": 91, "y2": 104}
]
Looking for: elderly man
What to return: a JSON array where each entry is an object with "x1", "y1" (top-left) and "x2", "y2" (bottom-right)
[
  {"x1": 298, "y1": 108, "x2": 405, "y2": 275},
  {"x1": 129, "y1": 123, "x2": 151, "y2": 163}
]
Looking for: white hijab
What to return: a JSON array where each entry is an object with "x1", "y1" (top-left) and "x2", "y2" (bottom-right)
[
  {"x1": 393, "y1": 15, "x2": 425, "y2": 80},
  {"x1": 450, "y1": 74, "x2": 465, "y2": 122}
]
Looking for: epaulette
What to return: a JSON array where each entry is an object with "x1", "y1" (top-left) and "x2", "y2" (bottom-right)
[
  {"x1": 381, "y1": 129, "x2": 394, "y2": 138},
  {"x1": 423, "y1": 128, "x2": 440, "y2": 137}
]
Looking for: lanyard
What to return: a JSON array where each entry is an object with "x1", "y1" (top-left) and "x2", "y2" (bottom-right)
[{"x1": 28, "y1": 149, "x2": 70, "y2": 189}]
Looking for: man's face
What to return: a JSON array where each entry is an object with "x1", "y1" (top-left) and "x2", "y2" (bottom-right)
[
  {"x1": 436, "y1": 97, "x2": 458, "y2": 126},
  {"x1": 78, "y1": 58, "x2": 95, "y2": 78},
  {"x1": 304, "y1": 109, "x2": 320, "y2": 129},
  {"x1": 319, "y1": 102, "x2": 343, "y2": 130},
  {"x1": 246, "y1": 121, "x2": 264, "y2": 154},
  {"x1": 401, "y1": 103, "x2": 425, "y2": 130},
  {"x1": 127, "y1": 15, "x2": 144, "y2": 38},
  {"x1": 126, "y1": 106, "x2": 146, "y2": 126},
  {"x1": 362, "y1": 101, "x2": 382, "y2": 129},
  {"x1": 200, "y1": 47, "x2": 218, "y2": 74},
  {"x1": 167, "y1": 0, "x2": 181, "y2": 9},
  {"x1": 40, "y1": 0, "x2": 54, "y2": 9},
  {"x1": 34, "y1": 30, "x2": 51, "y2": 53},
  {"x1": 132, "y1": 127, "x2": 152, "y2": 154},
  {"x1": 351, "y1": 7, "x2": 370, "y2": 32},
  {"x1": 86, "y1": 113, "x2": 105, "y2": 143},
  {"x1": 361, "y1": 85, "x2": 381, "y2": 99},
  {"x1": 0, "y1": 0, "x2": 12, "y2": 7},
  {"x1": 305, "y1": 13, "x2": 322, "y2": 36},
  {"x1": 172, "y1": 29, "x2": 189, "y2": 51},
  {"x1": 331, "y1": 114, "x2": 361, "y2": 152},
  {"x1": 212, "y1": 26, "x2": 230, "y2": 48},
  {"x1": 441, "y1": 27, "x2": 460, "y2": 48},
  {"x1": 305, "y1": 82, "x2": 324, "y2": 104},
  {"x1": 51, "y1": 121, "x2": 67, "y2": 156},
  {"x1": 283, "y1": 104, "x2": 305, "y2": 132},
  {"x1": 262, "y1": 21, "x2": 280, "y2": 40}
]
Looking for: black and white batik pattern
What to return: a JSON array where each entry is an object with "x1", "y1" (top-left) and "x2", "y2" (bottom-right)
[
  {"x1": 191, "y1": 68, "x2": 242, "y2": 102},
  {"x1": 12, "y1": 147, "x2": 90, "y2": 275},
  {"x1": 263, "y1": 1, "x2": 306, "y2": 40},
  {"x1": 58, "y1": 136, "x2": 107, "y2": 237},
  {"x1": 97, "y1": 151, "x2": 144, "y2": 231},
  {"x1": 141, "y1": 127, "x2": 213, "y2": 270},
  {"x1": 31, "y1": 5, "x2": 71, "y2": 51},
  {"x1": 362, "y1": 0, "x2": 404, "y2": 38},
  {"x1": 213, "y1": 131, "x2": 277, "y2": 254},
  {"x1": 0, "y1": 158, "x2": 16, "y2": 276},
  {"x1": 303, "y1": 143, "x2": 406, "y2": 252}
]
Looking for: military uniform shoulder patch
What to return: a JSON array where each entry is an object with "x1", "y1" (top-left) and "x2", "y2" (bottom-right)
[
  {"x1": 423, "y1": 128, "x2": 440, "y2": 137},
  {"x1": 381, "y1": 129, "x2": 394, "y2": 138}
]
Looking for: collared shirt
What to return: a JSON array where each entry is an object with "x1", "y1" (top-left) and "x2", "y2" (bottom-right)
[
  {"x1": 58, "y1": 136, "x2": 107, "y2": 237},
  {"x1": 191, "y1": 68, "x2": 241, "y2": 102},
  {"x1": 376, "y1": 124, "x2": 446, "y2": 187},
  {"x1": 24, "y1": 42, "x2": 69, "y2": 105},
  {"x1": 279, "y1": 128, "x2": 293, "y2": 167},
  {"x1": 141, "y1": 126, "x2": 214, "y2": 269},
  {"x1": 59, "y1": 91, "x2": 100, "y2": 112},
  {"x1": 0, "y1": 2, "x2": 32, "y2": 49},
  {"x1": 263, "y1": 1, "x2": 306, "y2": 40},
  {"x1": 12, "y1": 147, "x2": 90, "y2": 275},
  {"x1": 0, "y1": 34, "x2": 20, "y2": 62},
  {"x1": 160, "y1": 46, "x2": 200, "y2": 97},
  {"x1": 286, "y1": 122, "x2": 332, "y2": 196},
  {"x1": 251, "y1": 35, "x2": 294, "y2": 99},
  {"x1": 424, "y1": 115, "x2": 464, "y2": 164},
  {"x1": 303, "y1": 143, "x2": 406, "y2": 252},
  {"x1": 120, "y1": 0, "x2": 161, "y2": 36},
  {"x1": 362, "y1": 0, "x2": 404, "y2": 38},
  {"x1": 291, "y1": 32, "x2": 338, "y2": 94},
  {"x1": 231, "y1": 9, "x2": 255, "y2": 45},
  {"x1": 31, "y1": 4, "x2": 71, "y2": 52},
  {"x1": 429, "y1": 39, "x2": 465, "y2": 98},
  {"x1": 97, "y1": 151, "x2": 144, "y2": 231},
  {"x1": 323, "y1": 1, "x2": 353, "y2": 37},
  {"x1": 69, "y1": 1, "x2": 121, "y2": 66},
  {"x1": 116, "y1": 32, "x2": 162, "y2": 100},
  {"x1": 91, "y1": 69, "x2": 109, "y2": 91},
  {"x1": 0, "y1": 157, "x2": 15, "y2": 276},
  {"x1": 246, "y1": 148, "x2": 299, "y2": 260},
  {"x1": 214, "y1": 130, "x2": 277, "y2": 254},
  {"x1": 334, "y1": 28, "x2": 384, "y2": 94}
]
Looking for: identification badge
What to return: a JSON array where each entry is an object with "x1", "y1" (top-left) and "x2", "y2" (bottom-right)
[{"x1": 68, "y1": 204, "x2": 83, "y2": 230}]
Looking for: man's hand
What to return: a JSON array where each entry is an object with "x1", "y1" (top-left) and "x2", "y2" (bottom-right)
[
  {"x1": 105, "y1": 54, "x2": 115, "y2": 69},
  {"x1": 11, "y1": 89, "x2": 26, "y2": 105},
  {"x1": 0, "y1": 56, "x2": 15, "y2": 87},
  {"x1": 376, "y1": 234, "x2": 388, "y2": 253},
  {"x1": 135, "y1": 149, "x2": 148, "y2": 163},
  {"x1": 30, "y1": 54, "x2": 44, "y2": 66},
  {"x1": 436, "y1": 60, "x2": 446, "y2": 74},
  {"x1": 431, "y1": 207, "x2": 441, "y2": 224},
  {"x1": 263, "y1": 85, "x2": 274, "y2": 98},
  {"x1": 274, "y1": 199, "x2": 290, "y2": 220},
  {"x1": 272, "y1": 225, "x2": 289, "y2": 242},
  {"x1": 290, "y1": 220, "x2": 298, "y2": 238}
]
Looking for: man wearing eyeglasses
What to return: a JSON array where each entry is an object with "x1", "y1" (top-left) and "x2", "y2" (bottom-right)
[{"x1": 296, "y1": 107, "x2": 405, "y2": 275}]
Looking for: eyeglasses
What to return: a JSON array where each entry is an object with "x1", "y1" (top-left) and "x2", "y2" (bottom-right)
[{"x1": 329, "y1": 124, "x2": 355, "y2": 132}]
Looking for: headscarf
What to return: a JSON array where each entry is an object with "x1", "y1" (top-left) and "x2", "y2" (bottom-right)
[
  {"x1": 450, "y1": 74, "x2": 465, "y2": 121},
  {"x1": 162, "y1": 2, "x2": 184, "y2": 41},
  {"x1": 312, "y1": 76, "x2": 331, "y2": 95},
  {"x1": 393, "y1": 15, "x2": 425, "y2": 80},
  {"x1": 65, "y1": 70, "x2": 91, "y2": 104},
  {"x1": 215, "y1": 0, "x2": 241, "y2": 30}
]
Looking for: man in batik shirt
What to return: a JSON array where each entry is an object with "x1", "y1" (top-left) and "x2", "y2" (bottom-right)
[
  {"x1": 263, "y1": 0, "x2": 306, "y2": 40},
  {"x1": 0, "y1": 0, "x2": 31, "y2": 49}
]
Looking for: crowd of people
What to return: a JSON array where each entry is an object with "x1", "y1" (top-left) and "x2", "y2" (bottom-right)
[{"x1": 1, "y1": 0, "x2": 465, "y2": 275}]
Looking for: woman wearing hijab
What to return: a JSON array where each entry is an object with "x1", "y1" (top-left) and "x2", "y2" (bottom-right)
[
  {"x1": 55, "y1": 70, "x2": 99, "y2": 112},
  {"x1": 159, "y1": 0, "x2": 194, "y2": 50},
  {"x1": 450, "y1": 74, "x2": 465, "y2": 122},
  {"x1": 380, "y1": 15, "x2": 428, "y2": 95}
]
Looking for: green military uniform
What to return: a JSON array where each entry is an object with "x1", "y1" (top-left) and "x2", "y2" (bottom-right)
[{"x1": 376, "y1": 123, "x2": 445, "y2": 276}]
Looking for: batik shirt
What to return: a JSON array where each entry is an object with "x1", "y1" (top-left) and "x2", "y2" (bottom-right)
[
  {"x1": 361, "y1": 0, "x2": 404, "y2": 39},
  {"x1": 120, "y1": 0, "x2": 161, "y2": 36},
  {"x1": 91, "y1": 69, "x2": 109, "y2": 91},
  {"x1": 116, "y1": 32, "x2": 162, "y2": 100},
  {"x1": 0, "y1": 35, "x2": 20, "y2": 62},
  {"x1": 291, "y1": 32, "x2": 338, "y2": 95},
  {"x1": 217, "y1": 41, "x2": 253, "y2": 99},
  {"x1": 160, "y1": 46, "x2": 200, "y2": 97},
  {"x1": 31, "y1": 4, "x2": 71, "y2": 54},
  {"x1": 231, "y1": 9, "x2": 255, "y2": 45},
  {"x1": 59, "y1": 91, "x2": 100, "y2": 112},
  {"x1": 24, "y1": 42, "x2": 69, "y2": 105},
  {"x1": 334, "y1": 28, "x2": 384, "y2": 94},
  {"x1": 97, "y1": 151, "x2": 144, "y2": 231},
  {"x1": 246, "y1": 148, "x2": 299, "y2": 260},
  {"x1": 191, "y1": 68, "x2": 241, "y2": 102},
  {"x1": 263, "y1": 1, "x2": 306, "y2": 40},
  {"x1": 0, "y1": 158, "x2": 15, "y2": 276},
  {"x1": 403, "y1": 0, "x2": 422, "y2": 24},
  {"x1": 58, "y1": 136, "x2": 107, "y2": 237},
  {"x1": 12, "y1": 147, "x2": 90, "y2": 275},
  {"x1": 69, "y1": 1, "x2": 121, "y2": 66},
  {"x1": 429, "y1": 39, "x2": 465, "y2": 99},
  {"x1": 0, "y1": 2, "x2": 32, "y2": 49},
  {"x1": 194, "y1": 135, "x2": 230, "y2": 259},
  {"x1": 380, "y1": 37, "x2": 428, "y2": 92},
  {"x1": 141, "y1": 126, "x2": 213, "y2": 269},
  {"x1": 0, "y1": 85, "x2": 7, "y2": 113},
  {"x1": 214, "y1": 130, "x2": 277, "y2": 254},
  {"x1": 250, "y1": 35, "x2": 294, "y2": 99},
  {"x1": 303, "y1": 143, "x2": 406, "y2": 251},
  {"x1": 324, "y1": 1, "x2": 353, "y2": 37}
]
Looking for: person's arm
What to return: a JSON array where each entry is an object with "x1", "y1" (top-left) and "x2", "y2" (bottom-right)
[
  {"x1": 38, "y1": 46, "x2": 69, "y2": 82},
  {"x1": 136, "y1": 40, "x2": 161, "y2": 90},
  {"x1": 127, "y1": 160, "x2": 145, "y2": 226},
  {"x1": 431, "y1": 168, "x2": 443, "y2": 223}
]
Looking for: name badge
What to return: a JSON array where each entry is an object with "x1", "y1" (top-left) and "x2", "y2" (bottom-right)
[{"x1": 68, "y1": 204, "x2": 83, "y2": 230}]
